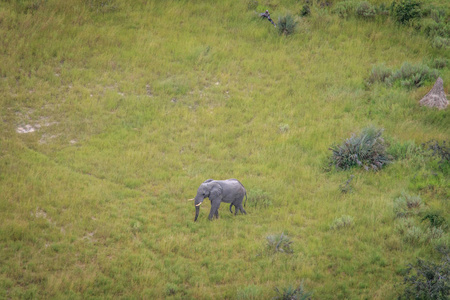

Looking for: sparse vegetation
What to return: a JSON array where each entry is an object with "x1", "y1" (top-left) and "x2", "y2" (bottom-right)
[
  {"x1": 266, "y1": 233, "x2": 294, "y2": 254},
  {"x1": 273, "y1": 282, "x2": 312, "y2": 300},
  {"x1": 277, "y1": 14, "x2": 298, "y2": 35},
  {"x1": 0, "y1": 0, "x2": 449, "y2": 298},
  {"x1": 330, "y1": 215, "x2": 355, "y2": 229}
]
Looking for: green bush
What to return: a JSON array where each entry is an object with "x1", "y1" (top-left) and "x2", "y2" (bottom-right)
[
  {"x1": 387, "y1": 62, "x2": 438, "y2": 88},
  {"x1": 277, "y1": 14, "x2": 298, "y2": 36},
  {"x1": 329, "y1": 127, "x2": 391, "y2": 171},
  {"x1": 393, "y1": 193, "x2": 423, "y2": 218},
  {"x1": 391, "y1": 0, "x2": 422, "y2": 25},
  {"x1": 422, "y1": 211, "x2": 447, "y2": 228},
  {"x1": 273, "y1": 282, "x2": 312, "y2": 300},
  {"x1": 368, "y1": 64, "x2": 393, "y2": 84},
  {"x1": 333, "y1": 1, "x2": 357, "y2": 18},
  {"x1": 356, "y1": 1, "x2": 376, "y2": 18},
  {"x1": 431, "y1": 36, "x2": 450, "y2": 49},
  {"x1": 429, "y1": 57, "x2": 448, "y2": 69},
  {"x1": 400, "y1": 255, "x2": 450, "y2": 300}
]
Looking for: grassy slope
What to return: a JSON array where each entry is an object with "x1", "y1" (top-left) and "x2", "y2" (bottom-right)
[{"x1": 0, "y1": 0, "x2": 449, "y2": 298}]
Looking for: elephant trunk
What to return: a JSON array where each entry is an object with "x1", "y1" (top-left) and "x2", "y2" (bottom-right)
[{"x1": 194, "y1": 205, "x2": 200, "y2": 222}]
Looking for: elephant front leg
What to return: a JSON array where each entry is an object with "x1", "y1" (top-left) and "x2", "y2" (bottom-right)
[{"x1": 209, "y1": 201, "x2": 221, "y2": 220}]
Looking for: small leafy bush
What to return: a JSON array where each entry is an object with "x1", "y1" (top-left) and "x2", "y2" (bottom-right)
[
  {"x1": 429, "y1": 57, "x2": 448, "y2": 69},
  {"x1": 387, "y1": 62, "x2": 438, "y2": 88},
  {"x1": 330, "y1": 215, "x2": 354, "y2": 230},
  {"x1": 356, "y1": 1, "x2": 376, "y2": 18},
  {"x1": 400, "y1": 255, "x2": 450, "y2": 300},
  {"x1": 333, "y1": 1, "x2": 357, "y2": 18},
  {"x1": 368, "y1": 64, "x2": 393, "y2": 84},
  {"x1": 277, "y1": 14, "x2": 298, "y2": 36},
  {"x1": 329, "y1": 127, "x2": 391, "y2": 171},
  {"x1": 391, "y1": 0, "x2": 422, "y2": 25},
  {"x1": 266, "y1": 232, "x2": 293, "y2": 254},
  {"x1": 273, "y1": 282, "x2": 312, "y2": 300},
  {"x1": 422, "y1": 211, "x2": 447, "y2": 228},
  {"x1": 247, "y1": 189, "x2": 273, "y2": 209},
  {"x1": 393, "y1": 193, "x2": 424, "y2": 218},
  {"x1": 421, "y1": 140, "x2": 450, "y2": 171},
  {"x1": 300, "y1": 5, "x2": 311, "y2": 17},
  {"x1": 431, "y1": 36, "x2": 450, "y2": 49}
]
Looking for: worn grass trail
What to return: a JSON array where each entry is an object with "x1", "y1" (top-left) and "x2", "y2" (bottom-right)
[{"x1": 0, "y1": 0, "x2": 449, "y2": 299}]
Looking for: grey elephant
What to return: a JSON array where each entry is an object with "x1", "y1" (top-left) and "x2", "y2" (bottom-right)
[{"x1": 190, "y1": 179, "x2": 247, "y2": 221}]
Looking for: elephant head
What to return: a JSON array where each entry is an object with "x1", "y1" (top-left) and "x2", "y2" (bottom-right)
[{"x1": 192, "y1": 179, "x2": 222, "y2": 221}]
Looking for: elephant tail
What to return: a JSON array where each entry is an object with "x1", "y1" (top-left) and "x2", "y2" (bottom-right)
[
  {"x1": 229, "y1": 203, "x2": 234, "y2": 214},
  {"x1": 244, "y1": 191, "x2": 247, "y2": 208}
]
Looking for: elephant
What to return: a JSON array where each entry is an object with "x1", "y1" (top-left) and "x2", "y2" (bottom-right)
[{"x1": 190, "y1": 179, "x2": 247, "y2": 221}]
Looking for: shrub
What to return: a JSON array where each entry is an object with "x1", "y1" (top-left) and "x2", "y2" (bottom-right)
[
  {"x1": 391, "y1": 0, "x2": 422, "y2": 25},
  {"x1": 431, "y1": 36, "x2": 450, "y2": 49},
  {"x1": 247, "y1": 189, "x2": 273, "y2": 209},
  {"x1": 387, "y1": 62, "x2": 438, "y2": 88},
  {"x1": 400, "y1": 255, "x2": 450, "y2": 300},
  {"x1": 404, "y1": 226, "x2": 426, "y2": 244},
  {"x1": 277, "y1": 14, "x2": 298, "y2": 36},
  {"x1": 333, "y1": 1, "x2": 357, "y2": 18},
  {"x1": 279, "y1": 123, "x2": 289, "y2": 133},
  {"x1": 273, "y1": 282, "x2": 312, "y2": 300},
  {"x1": 300, "y1": 5, "x2": 311, "y2": 17},
  {"x1": 329, "y1": 127, "x2": 391, "y2": 171},
  {"x1": 356, "y1": 1, "x2": 376, "y2": 18},
  {"x1": 330, "y1": 215, "x2": 354, "y2": 229},
  {"x1": 429, "y1": 57, "x2": 448, "y2": 69},
  {"x1": 393, "y1": 193, "x2": 423, "y2": 218},
  {"x1": 421, "y1": 19, "x2": 450, "y2": 39},
  {"x1": 266, "y1": 232, "x2": 293, "y2": 254},
  {"x1": 368, "y1": 64, "x2": 393, "y2": 84},
  {"x1": 422, "y1": 211, "x2": 447, "y2": 228},
  {"x1": 421, "y1": 140, "x2": 450, "y2": 171}
]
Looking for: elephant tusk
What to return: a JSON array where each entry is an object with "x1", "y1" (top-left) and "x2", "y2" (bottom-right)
[
  {"x1": 195, "y1": 202, "x2": 202, "y2": 206},
  {"x1": 187, "y1": 198, "x2": 194, "y2": 201}
]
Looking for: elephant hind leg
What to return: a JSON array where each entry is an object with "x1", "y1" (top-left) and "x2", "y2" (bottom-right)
[
  {"x1": 214, "y1": 209, "x2": 219, "y2": 219},
  {"x1": 239, "y1": 205, "x2": 247, "y2": 215}
]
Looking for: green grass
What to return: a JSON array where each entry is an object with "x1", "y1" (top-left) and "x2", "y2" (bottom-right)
[{"x1": 1, "y1": 0, "x2": 449, "y2": 298}]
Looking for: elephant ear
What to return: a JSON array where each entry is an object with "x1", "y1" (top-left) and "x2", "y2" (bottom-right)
[{"x1": 209, "y1": 182, "x2": 223, "y2": 200}]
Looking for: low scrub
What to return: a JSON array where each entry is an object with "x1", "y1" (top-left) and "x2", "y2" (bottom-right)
[
  {"x1": 393, "y1": 193, "x2": 424, "y2": 218},
  {"x1": 330, "y1": 215, "x2": 354, "y2": 229},
  {"x1": 266, "y1": 233, "x2": 293, "y2": 254},
  {"x1": 400, "y1": 255, "x2": 450, "y2": 300},
  {"x1": 356, "y1": 1, "x2": 376, "y2": 18},
  {"x1": 329, "y1": 127, "x2": 391, "y2": 171},
  {"x1": 273, "y1": 282, "x2": 312, "y2": 300},
  {"x1": 369, "y1": 62, "x2": 438, "y2": 88}
]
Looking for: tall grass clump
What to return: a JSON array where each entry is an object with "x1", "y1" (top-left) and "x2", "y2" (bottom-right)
[
  {"x1": 399, "y1": 255, "x2": 450, "y2": 300},
  {"x1": 273, "y1": 282, "x2": 312, "y2": 300},
  {"x1": 277, "y1": 14, "x2": 298, "y2": 36},
  {"x1": 329, "y1": 127, "x2": 391, "y2": 171},
  {"x1": 330, "y1": 215, "x2": 355, "y2": 229}
]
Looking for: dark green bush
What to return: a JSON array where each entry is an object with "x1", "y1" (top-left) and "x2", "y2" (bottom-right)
[
  {"x1": 391, "y1": 0, "x2": 422, "y2": 25},
  {"x1": 329, "y1": 127, "x2": 391, "y2": 171},
  {"x1": 422, "y1": 211, "x2": 447, "y2": 228},
  {"x1": 400, "y1": 255, "x2": 450, "y2": 300},
  {"x1": 273, "y1": 282, "x2": 312, "y2": 300},
  {"x1": 356, "y1": 1, "x2": 376, "y2": 18},
  {"x1": 277, "y1": 14, "x2": 298, "y2": 36},
  {"x1": 300, "y1": 5, "x2": 311, "y2": 17}
]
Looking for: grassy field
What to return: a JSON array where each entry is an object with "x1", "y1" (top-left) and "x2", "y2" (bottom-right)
[{"x1": 1, "y1": 0, "x2": 449, "y2": 298}]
